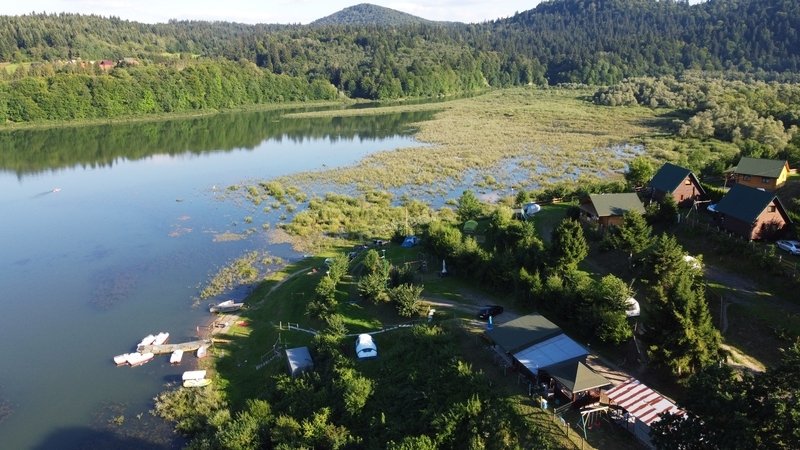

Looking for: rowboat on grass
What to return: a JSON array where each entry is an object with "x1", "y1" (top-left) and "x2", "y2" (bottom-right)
[{"x1": 183, "y1": 378, "x2": 212, "y2": 388}]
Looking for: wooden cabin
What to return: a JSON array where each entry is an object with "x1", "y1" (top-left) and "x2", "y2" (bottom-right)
[
  {"x1": 649, "y1": 162, "x2": 706, "y2": 207},
  {"x1": 732, "y1": 157, "x2": 790, "y2": 191},
  {"x1": 579, "y1": 193, "x2": 645, "y2": 228},
  {"x1": 715, "y1": 184, "x2": 792, "y2": 240}
]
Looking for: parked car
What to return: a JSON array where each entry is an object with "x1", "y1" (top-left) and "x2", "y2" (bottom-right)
[
  {"x1": 776, "y1": 240, "x2": 800, "y2": 255},
  {"x1": 477, "y1": 305, "x2": 503, "y2": 320}
]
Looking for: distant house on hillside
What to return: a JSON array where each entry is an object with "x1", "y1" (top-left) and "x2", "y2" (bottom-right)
[
  {"x1": 649, "y1": 162, "x2": 706, "y2": 207},
  {"x1": 98, "y1": 59, "x2": 115, "y2": 71},
  {"x1": 579, "y1": 193, "x2": 645, "y2": 228},
  {"x1": 715, "y1": 184, "x2": 792, "y2": 240},
  {"x1": 732, "y1": 157, "x2": 790, "y2": 191}
]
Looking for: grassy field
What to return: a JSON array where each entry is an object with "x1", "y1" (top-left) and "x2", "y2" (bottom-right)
[{"x1": 283, "y1": 87, "x2": 661, "y2": 191}]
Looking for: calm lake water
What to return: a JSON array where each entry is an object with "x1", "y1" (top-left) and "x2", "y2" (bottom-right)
[{"x1": 0, "y1": 107, "x2": 432, "y2": 449}]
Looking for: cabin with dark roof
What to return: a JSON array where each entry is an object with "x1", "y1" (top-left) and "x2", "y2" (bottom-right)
[
  {"x1": 579, "y1": 193, "x2": 645, "y2": 228},
  {"x1": 732, "y1": 157, "x2": 790, "y2": 191},
  {"x1": 649, "y1": 162, "x2": 706, "y2": 207},
  {"x1": 715, "y1": 184, "x2": 792, "y2": 240}
]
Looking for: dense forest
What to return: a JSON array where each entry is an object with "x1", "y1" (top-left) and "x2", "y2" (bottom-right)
[{"x1": 0, "y1": 0, "x2": 798, "y2": 122}]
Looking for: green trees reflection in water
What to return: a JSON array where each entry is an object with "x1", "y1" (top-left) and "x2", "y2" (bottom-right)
[{"x1": 0, "y1": 108, "x2": 437, "y2": 176}]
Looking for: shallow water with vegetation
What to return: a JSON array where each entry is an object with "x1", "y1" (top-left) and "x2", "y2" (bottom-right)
[{"x1": 0, "y1": 106, "x2": 427, "y2": 449}]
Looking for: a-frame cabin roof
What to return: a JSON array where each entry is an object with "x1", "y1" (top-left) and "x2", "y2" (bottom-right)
[
  {"x1": 716, "y1": 184, "x2": 792, "y2": 224},
  {"x1": 649, "y1": 162, "x2": 706, "y2": 196}
]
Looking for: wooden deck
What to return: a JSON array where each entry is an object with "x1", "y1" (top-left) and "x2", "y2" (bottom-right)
[{"x1": 139, "y1": 339, "x2": 211, "y2": 355}]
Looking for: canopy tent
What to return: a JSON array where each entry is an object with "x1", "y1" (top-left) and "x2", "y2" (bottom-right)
[
  {"x1": 625, "y1": 297, "x2": 640, "y2": 317},
  {"x1": 546, "y1": 361, "x2": 611, "y2": 395},
  {"x1": 512, "y1": 333, "x2": 588, "y2": 375},
  {"x1": 286, "y1": 346, "x2": 314, "y2": 377},
  {"x1": 522, "y1": 202, "x2": 541, "y2": 219},
  {"x1": 485, "y1": 313, "x2": 562, "y2": 354},
  {"x1": 605, "y1": 378, "x2": 684, "y2": 447}
]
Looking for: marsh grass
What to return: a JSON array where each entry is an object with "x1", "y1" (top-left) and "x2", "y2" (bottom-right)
[{"x1": 281, "y1": 88, "x2": 660, "y2": 191}]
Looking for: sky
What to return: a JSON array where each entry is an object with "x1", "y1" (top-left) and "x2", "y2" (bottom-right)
[{"x1": 3, "y1": 1, "x2": 547, "y2": 25}]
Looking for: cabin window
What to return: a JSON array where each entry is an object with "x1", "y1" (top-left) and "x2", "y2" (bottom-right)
[
  {"x1": 684, "y1": 179, "x2": 691, "y2": 185},
  {"x1": 768, "y1": 205, "x2": 776, "y2": 213},
  {"x1": 742, "y1": 175, "x2": 751, "y2": 181},
  {"x1": 762, "y1": 177, "x2": 770, "y2": 184}
]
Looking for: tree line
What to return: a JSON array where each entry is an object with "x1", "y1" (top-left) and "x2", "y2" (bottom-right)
[
  {"x1": 1, "y1": 0, "x2": 798, "y2": 105},
  {"x1": 0, "y1": 59, "x2": 338, "y2": 123}
]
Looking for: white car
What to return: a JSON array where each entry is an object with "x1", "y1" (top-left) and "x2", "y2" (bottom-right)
[{"x1": 776, "y1": 240, "x2": 800, "y2": 256}]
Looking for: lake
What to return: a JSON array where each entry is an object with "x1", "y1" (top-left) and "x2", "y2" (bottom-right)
[{"x1": 0, "y1": 107, "x2": 433, "y2": 449}]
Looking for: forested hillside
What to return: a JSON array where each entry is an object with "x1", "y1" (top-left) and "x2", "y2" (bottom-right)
[
  {"x1": 0, "y1": 0, "x2": 798, "y2": 122},
  {"x1": 311, "y1": 3, "x2": 433, "y2": 26}
]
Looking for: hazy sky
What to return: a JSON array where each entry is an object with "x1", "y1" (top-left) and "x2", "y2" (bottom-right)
[{"x1": 4, "y1": 1, "x2": 547, "y2": 24}]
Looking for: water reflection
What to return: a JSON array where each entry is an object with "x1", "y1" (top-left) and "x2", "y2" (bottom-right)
[{"x1": 0, "y1": 108, "x2": 438, "y2": 177}]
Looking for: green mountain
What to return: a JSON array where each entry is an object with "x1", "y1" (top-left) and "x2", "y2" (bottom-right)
[
  {"x1": 0, "y1": 0, "x2": 799, "y2": 112},
  {"x1": 311, "y1": 3, "x2": 434, "y2": 26}
]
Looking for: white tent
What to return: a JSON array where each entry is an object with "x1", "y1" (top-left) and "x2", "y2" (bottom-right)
[
  {"x1": 625, "y1": 297, "x2": 640, "y2": 317},
  {"x1": 512, "y1": 333, "x2": 588, "y2": 374},
  {"x1": 355, "y1": 334, "x2": 377, "y2": 359}
]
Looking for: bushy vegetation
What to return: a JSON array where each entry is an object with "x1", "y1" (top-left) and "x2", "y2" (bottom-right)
[{"x1": 594, "y1": 75, "x2": 800, "y2": 169}]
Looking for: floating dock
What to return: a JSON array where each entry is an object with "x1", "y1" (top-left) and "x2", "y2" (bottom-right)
[{"x1": 138, "y1": 339, "x2": 211, "y2": 355}]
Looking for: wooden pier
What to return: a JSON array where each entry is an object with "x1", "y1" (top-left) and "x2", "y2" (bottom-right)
[{"x1": 139, "y1": 339, "x2": 211, "y2": 355}]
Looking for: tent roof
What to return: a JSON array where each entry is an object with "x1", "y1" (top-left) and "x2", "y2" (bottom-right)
[
  {"x1": 605, "y1": 378, "x2": 684, "y2": 426},
  {"x1": 546, "y1": 361, "x2": 611, "y2": 393},
  {"x1": 512, "y1": 333, "x2": 588, "y2": 374},
  {"x1": 581, "y1": 193, "x2": 645, "y2": 218},
  {"x1": 716, "y1": 184, "x2": 790, "y2": 224},
  {"x1": 286, "y1": 346, "x2": 313, "y2": 375},
  {"x1": 649, "y1": 162, "x2": 705, "y2": 196},
  {"x1": 485, "y1": 313, "x2": 561, "y2": 353},
  {"x1": 733, "y1": 157, "x2": 788, "y2": 178}
]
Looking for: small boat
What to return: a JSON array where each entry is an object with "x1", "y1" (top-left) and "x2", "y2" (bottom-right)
[
  {"x1": 182, "y1": 370, "x2": 207, "y2": 381},
  {"x1": 183, "y1": 378, "x2": 212, "y2": 388},
  {"x1": 170, "y1": 349, "x2": 184, "y2": 364},
  {"x1": 196, "y1": 345, "x2": 208, "y2": 359},
  {"x1": 209, "y1": 300, "x2": 244, "y2": 313},
  {"x1": 113, "y1": 353, "x2": 133, "y2": 365},
  {"x1": 127, "y1": 352, "x2": 154, "y2": 367},
  {"x1": 138, "y1": 334, "x2": 156, "y2": 347},
  {"x1": 153, "y1": 332, "x2": 170, "y2": 346}
]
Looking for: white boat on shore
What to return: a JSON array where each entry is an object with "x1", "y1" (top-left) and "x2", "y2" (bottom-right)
[
  {"x1": 127, "y1": 352, "x2": 154, "y2": 367},
  {"x1": 196, "y1": 345, "x2": 208, "y2": 358},
  {"x1": 183, "y1": 378, "x2": 212, "y2": 388},
  {"x1": 153, "y1": 332, "x2": 170, "y2": 346},
  {"x1": 113, "y1": 353, "x2": 134, "y2": 365},
  {"x1": 209, "y1": 300, "x2": 244, "y2": 313},
  {"x1": 182, "y1": 370, "x2": 207, "y2": 381},
  {"x1": 170, "y1": 349, "x2": 184, "y2": 364}
]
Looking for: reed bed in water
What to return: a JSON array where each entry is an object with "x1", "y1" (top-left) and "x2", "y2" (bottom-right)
[{"x1": 282, "y1": 87, "x2": 661, "y2": 190}]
